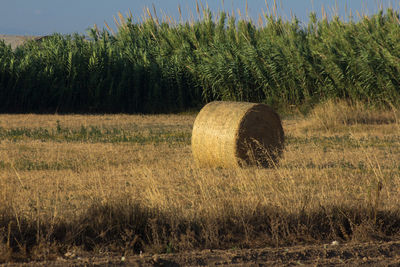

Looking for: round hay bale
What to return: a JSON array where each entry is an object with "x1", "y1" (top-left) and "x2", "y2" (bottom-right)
[{"x1": 191, "y1": 101, "x2": 284, "y2": 168}]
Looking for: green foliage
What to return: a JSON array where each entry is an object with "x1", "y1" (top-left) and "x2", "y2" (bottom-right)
[{"x1": 0, "y1": 8, "x2": 400, "y2": 113}]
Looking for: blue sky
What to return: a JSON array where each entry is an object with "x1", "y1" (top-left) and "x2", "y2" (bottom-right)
[{"x1": 0, "y1": 0, "x2": 398, "y2": 35}]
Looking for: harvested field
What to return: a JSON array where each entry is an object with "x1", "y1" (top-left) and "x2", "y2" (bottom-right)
[{"x1": 0, "y1": 101, "x2": 400, "y2": 265}]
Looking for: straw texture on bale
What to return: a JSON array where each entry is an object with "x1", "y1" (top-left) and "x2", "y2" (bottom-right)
[{"x1": 192, "y1": 101, "x2": 284, "y2": 168}]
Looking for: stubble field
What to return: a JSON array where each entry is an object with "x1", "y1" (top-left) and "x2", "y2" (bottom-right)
[{"x1": 0, "y1": 100, "x2": 400, "y2": 265}]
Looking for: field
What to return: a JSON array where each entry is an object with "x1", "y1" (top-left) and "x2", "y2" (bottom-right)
[
  {"x1": 1, "y1": 2, "x2": 400, "y2": 265},
  {"x1": 0, "y1": 100, "x2": 400, "y2": 265}
]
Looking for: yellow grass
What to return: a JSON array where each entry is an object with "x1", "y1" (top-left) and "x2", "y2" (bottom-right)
[{"x1": 0, "y1": 102, "x2": 399, "y2": 261}]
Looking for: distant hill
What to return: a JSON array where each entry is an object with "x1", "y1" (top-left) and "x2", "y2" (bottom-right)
[{"x1": 0, "y1": 35, "x2": 43, "y2": 49}]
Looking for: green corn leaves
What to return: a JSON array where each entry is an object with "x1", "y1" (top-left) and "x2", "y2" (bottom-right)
[{"x1": 0, "y1": 8, "x2": 399, "y2": 113}]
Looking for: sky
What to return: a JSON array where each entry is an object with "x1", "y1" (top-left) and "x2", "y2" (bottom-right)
[{"x1": 0, "y1": 0, "x2": 398, "y2": 35}]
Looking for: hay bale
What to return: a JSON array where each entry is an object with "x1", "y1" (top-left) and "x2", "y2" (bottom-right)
[{"x1": 191, "y1": 101, "x2": 284, "y2": 168}]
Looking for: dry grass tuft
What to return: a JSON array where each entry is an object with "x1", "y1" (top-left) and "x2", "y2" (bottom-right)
[{"x1": 307, "y1": 99, "x2": 399, "y2": 132}]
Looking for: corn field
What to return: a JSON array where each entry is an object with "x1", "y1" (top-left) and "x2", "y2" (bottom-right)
[{"x1": 0, "y1": 8, "x2": 400, "y2": 113}]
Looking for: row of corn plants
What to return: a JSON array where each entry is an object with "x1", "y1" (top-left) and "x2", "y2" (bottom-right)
[{"x1": 0, "y1": 8, "x2": 400, "y2": 113}]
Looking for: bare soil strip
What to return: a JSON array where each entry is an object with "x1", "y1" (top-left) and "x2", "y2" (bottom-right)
[{"x1": 2, "y1": 241, "x2": 400, "y2": 266}]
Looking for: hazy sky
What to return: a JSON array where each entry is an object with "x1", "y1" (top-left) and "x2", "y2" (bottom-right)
[{"x1": 0, "y1": 0, "x2": 397, "y2": 35}]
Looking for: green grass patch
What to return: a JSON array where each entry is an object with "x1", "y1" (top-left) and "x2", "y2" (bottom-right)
[
  {"x1": 0, "y1": 125, "x2": 191, "y2": 145},
  {"x1": 286, "y1": 135, "x2": 400, "y2": 150}
]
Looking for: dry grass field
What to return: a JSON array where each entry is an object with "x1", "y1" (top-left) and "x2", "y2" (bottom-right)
[{"x1": 0, "y1": 100, "x2": 400, "y2": 265}]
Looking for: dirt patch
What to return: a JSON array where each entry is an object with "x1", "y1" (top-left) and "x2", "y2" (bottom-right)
[{"x1": 2, "y1": 241, "x2": 400, "y2": 266}]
